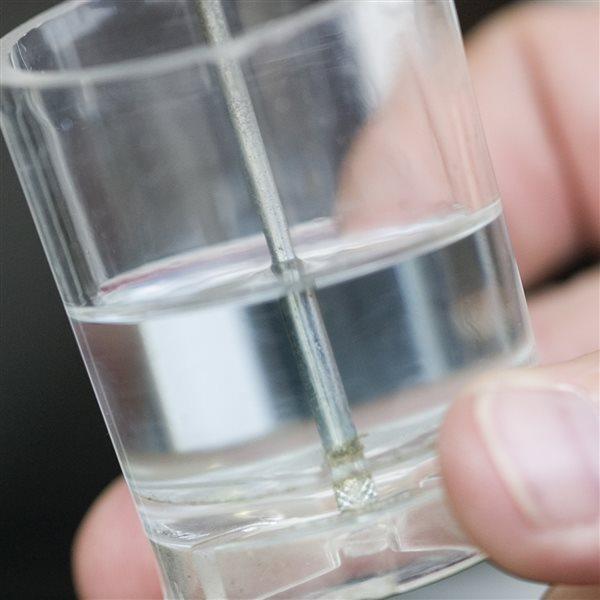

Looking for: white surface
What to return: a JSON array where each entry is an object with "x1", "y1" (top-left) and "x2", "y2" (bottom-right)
[{"x1": 400, "y1": 561, "x2": 547, "y2": 599}]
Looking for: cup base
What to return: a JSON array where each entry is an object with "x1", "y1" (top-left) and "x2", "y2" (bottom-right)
[{"x1": 153, "y1": 479, "x2": 478, "y2": 599}]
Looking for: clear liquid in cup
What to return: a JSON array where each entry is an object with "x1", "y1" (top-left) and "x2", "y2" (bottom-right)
[{"x1": 69, "y1": 202, "x2": 532, "y2": 598}]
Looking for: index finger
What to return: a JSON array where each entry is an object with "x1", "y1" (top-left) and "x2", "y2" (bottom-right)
[
  {"x1": 338, "y1": 3, "x2": 598, "y2": 287},
  {"x1": 467, "y1": 3, "x2": 599, "y2": 285}
]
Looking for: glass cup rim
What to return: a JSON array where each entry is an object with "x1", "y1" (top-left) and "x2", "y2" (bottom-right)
[{"x1": 0, "y1": 0, "x2": 351, "y2": 90}]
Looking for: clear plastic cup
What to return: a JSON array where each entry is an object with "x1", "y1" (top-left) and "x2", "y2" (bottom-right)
[{"x1": 0, "y1": 1, "x2": 533, "y2": 597}]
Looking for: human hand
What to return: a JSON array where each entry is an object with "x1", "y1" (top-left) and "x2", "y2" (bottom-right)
[
  {"x1": 440, "y1": 4, "x2": 599, "y2": 598},
  {"x1": 73, "y1": 3, "x2": 599, "y2": 598}
]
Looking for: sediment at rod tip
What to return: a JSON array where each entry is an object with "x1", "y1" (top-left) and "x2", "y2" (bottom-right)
[{"x1": 328, "y1": 438, "x2": 378, "y2": 511}]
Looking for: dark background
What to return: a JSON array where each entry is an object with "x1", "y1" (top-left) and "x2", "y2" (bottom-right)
[{"x1": 1, "y1": 1, "x2": 514, "y2": 598}]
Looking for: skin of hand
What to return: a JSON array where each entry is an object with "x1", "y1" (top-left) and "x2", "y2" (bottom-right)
[{"x1": 72, "y1": 3, "x2": 599, "y2": 598}]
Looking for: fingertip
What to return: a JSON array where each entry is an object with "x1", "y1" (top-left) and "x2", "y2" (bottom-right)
[
  {"x1": 72, "y1": 478, "x2": 162, "y2": 599},
  {"x1": 439, "y1": 381, "x2": 599, "y2": 584}
]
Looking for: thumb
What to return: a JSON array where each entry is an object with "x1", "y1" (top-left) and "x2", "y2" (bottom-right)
[{"x1": 439, "y1": 352, "x2": 599, "y2": 584}]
